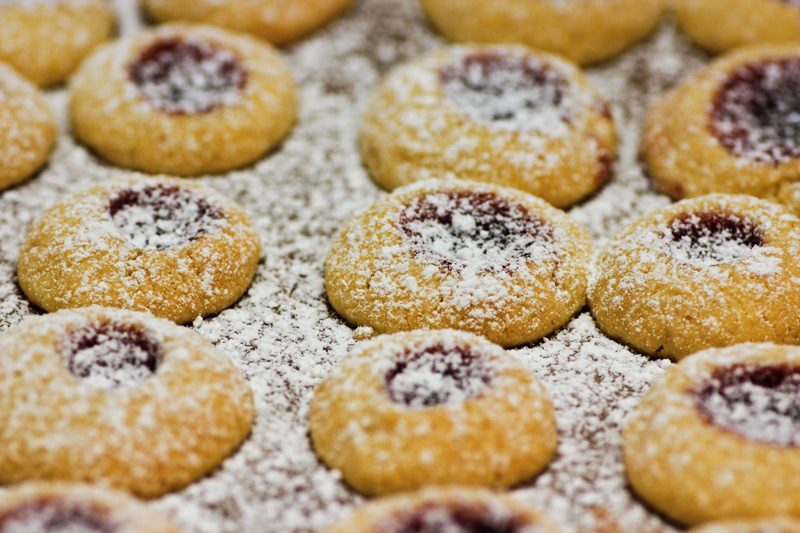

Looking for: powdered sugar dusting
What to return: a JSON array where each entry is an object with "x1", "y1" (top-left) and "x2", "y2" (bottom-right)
[
  {"x1": 377, "y1": 500, "x2": 539, "y2": 533},
  {"x1": 665, "y1": 212, "x2": 764, "y2": 266},
  {"x1": 0, "y1": 501, "x2": 113, "y2": 533}
]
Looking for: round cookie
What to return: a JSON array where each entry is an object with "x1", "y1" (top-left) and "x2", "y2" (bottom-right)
[
  {"x1": 326, "y1": 487, "x2": 562, "y2": 533},
  {"x1": 69, "y1": 23, "x2": 297, "y2": 176},
  {"x1": 0, "y1": 62, "x2": 56, "y2": 191},
  {"x1": 18, "y1": 177, "x2": 261, "y2": 324},
  {"x1": 625, "y1": 343, "x2": 800, "y2": 525},
  {"x1": 644, "y1": 45, "x2": 800, "y2": 206},
  {"x1": 674, "y1": 0, "x2": 800, "y2": 54},
  {"x1": 310, "y1": 330, "x2": 557, "y2": 496},
  {"x1": 589, "y1": 194, "x2": 800, "y2": 360},
  {"x1": 325, "y1": 179, "x2": 593, "y2": 348},
  {"x1": 360, "y1": 44, "x2": 616, "y2": 209},
  {"x1": 0, "y1": 0, "x2": 115, "y2": 87},
  {"x1": 0, "y1": 307, "x2": 254, "y2": 497},
  {"x1": 0, "y1": 482, "x2": 180, "y2": 532},
  {"x1": 420, "y1": 0, "x2": 665, "y2": 65},
  {"x1": 142, "y1": 0, "x2": 352, "y2": 45},
  {"x1": 691, "y1": 517, "x2": 800, "y2": 533}
]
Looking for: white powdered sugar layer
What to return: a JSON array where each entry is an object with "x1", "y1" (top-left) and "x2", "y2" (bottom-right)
[
  {"x1": 665, "y1": 212, "x2": 764, "y2": 266},
  {"x1": 376, "y1": 501, "x2": 539, "y2": 533},
  {"x1": 0, "y1": 503, "x2": 111, "y2": 533}
]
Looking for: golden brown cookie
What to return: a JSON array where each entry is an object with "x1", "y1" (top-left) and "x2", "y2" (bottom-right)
[
  {"x1": 589, "y1": 194, "x2": 800, "y2": 360},
  {"x1": 0, "y1": 0, "x2": 115, "y2": 87},
  {"x1": 0, "y1": 62, "x2": 56, "y2": 191},
  {"x1": 310, "y1": 330, "x2": 557, "y2": 496},
  {"x1": 420, "y1": 0, "x2": 665, "y2": 65},
  {"x1": 691, "y1": 517, "x2": 800, "y2": 533},
  {"x1": 325, "y1": 179, "x2": 593, "y2": 348},
  {"x1": 326, "y1": 487, "x2": 562, "y2": 532},
  {"x1": 18, "y1": 177, "x2": 261, "y2": 324},
  {"x1": 644, "y1": 45, "x2": 800, "y2": 206},
  {"x1": 625, "y1": 343, "x2": 800, "y2": 525},
  {"x1": 0, "y1": 307, "x2": 254, "y2": 497},
  {"x1": 142, "y1": 0, "x2": 352, "y2": 45},
  {"x1": 360, "y1": 44, "x2": 616, "y2": 209},
  {"x1": 69, "y1": 23, "x2": 297, "y2": 176},
  {"x1": 674, "y1": 0, "x2": 800, "y2": 54}
]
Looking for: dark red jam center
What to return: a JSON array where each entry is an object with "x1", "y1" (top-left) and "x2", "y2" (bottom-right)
[
  {"x1": 376, "y1": 502, "x2": 533, "y2": 533},
  {"x1": 398, "y1": 191, "x2": 552, "y2": 272},
  {"x1": 129, "y1": 37, "x2": 247, "y2": 115},
  {"x1": 109, "y1": 184, "x2": 223, "y2": 251},
  {"x1": 62, "y1": 321, "x2": 163, "y2": 390},
  {"x1": 694, "y1": 364, "x2": 800, "y2": 447},
  {"x1": 0, "y1": 499, "x2": 116, "y2": 533},
  {"x1": 665, "y1": 212, "x2": 763, "y2": 265},
  {"x1": 711, "y1": 58, "x2": 800, "y2": 163},
  {"x1": 440, "y1": 51, "x2": 571, "y2": 131}
]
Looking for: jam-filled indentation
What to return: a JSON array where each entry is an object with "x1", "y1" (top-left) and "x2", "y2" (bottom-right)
[
  {"x1": 440, "y1": 51, "x2": 573, "y2": 133},
  {"x1": 109, "y1": 184, "x2": 223, "y2": 251},
  {"x1": 665, "y1": 212, "x2": 764, "y2": 266},
  {"x1": 129, "y1": 37, "x2": 247, "y2": 115},
  {"x1": 0, "y1": 498, "x2": 116, "y2": 533},
  {"x1": 694, "y1": 363, "x2": 800, "y2": 447},
  {"x1": 399, "y1": 191, "x2": 553, "y2": 272},
  {"x1": 711, "y1": 58, "x2": 800, "y2": 164},
  {"x1": 378, "y1": 502, "x2": 533, "y2": 533}
]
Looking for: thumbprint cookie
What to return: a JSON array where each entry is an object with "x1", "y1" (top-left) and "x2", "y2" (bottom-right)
[
  {"x1": 325, "y1": 180, "x2": 593, "y2": 348},
  {"x1": 0, "y1": 62, "x2": 56, "y2": 191},
  {"x1": 625, "y1": 343, "x2": 800, "y2": 525},
  {"x1": 589, "y1": 195, "x2": 800, "y2": 360},
  {"x1": 0, "y1": 0, "x2": 115, "y2": 87},
  {"x1": 142, "y1": 0, "x2": 353, "y2": 45},
  {"x1": 691, "y1": 517, "x2": 800, "y2": 533},
  {"x1": 644, "y1": 45, "x2": 800, "y2": 205},
  {"x1": 674, "y1": 0, "x2": 800, "y2": 53},
  {"x1": 0, "y1": 307, "x2": 254, "y2": 497},
  {"x1": 0, "y1": 482, "x2": 180, "y2": 532},
  {"x1": 310, "y1": 330, "x2": 557, "y2": 496},
  {"x1": 18, "y1": 177, "x2": 260, "y2": 324},
  {"x1": 70, "y1": 23, "x2": 297, "y2": 176},
  {"x1": 326, "y1": 487, "x2": 562, "y2": 533},
  {"x1": 360, "y1": 45, "x2": 616, "y2": 209},
  {"x1": 420, "y1": 0, "x2": 665, "y2": 65}
]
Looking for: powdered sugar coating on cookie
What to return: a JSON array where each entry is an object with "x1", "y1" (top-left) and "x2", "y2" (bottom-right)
[
  {"x1": 665, "y1": 212, "x2": 764, "y2": 267},
  {"x1": 0, "y1": 499, "x2": 115, "y2": 533},
  {"x1": 377, "y1": 500, "x2": 538, "y2": 533}
]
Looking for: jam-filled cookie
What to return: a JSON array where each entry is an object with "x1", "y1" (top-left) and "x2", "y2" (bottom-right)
[
  {"x1": 360, "y1": 45, "x2": 616, "y2": 209},
  {"x1": 420, "y1": 0, "x2": 665, "y2": 65},
  {"x1": 0, "y1": 307, "x2": 254, "y2": 497},
  {"x1": 644, "y1": 45, "x2": 800, "y2": 205},
  {"x1": 589, "y1": 194, "x2": 800, "y2": 360},
  {"x1": 0, "y1": 0, "x2": 115, "y2": 87},
  {"x1": 70, "y1": 23, "x2": 297, "y2": 176},
  {"x1": 691, "y1": 517, "x2": 800, "y2": 533},
  {"x1": 142, "y1": 0, "x2": 352, "y2": 45},
  {"x1": 625, "y1": 343, "x2": 800, "y2": 525},
  {"x1": 674, "y1": 0, "x2": 800, "y2": 53},
  {"x1": 326, "y1": 487, "x2": 562, "y2": 533},
  {"x1": 18, "y1": 177, "x2": 260, "y2": 324},
  {"x1": 0, "y1": 482, "x2": 180, "y2": 532},
  {"x1": 310, "y1": 330, "x2": 557, "y2": 496},
  {"x1": 0, "y1": 62, "x2": 56, "y2": 191},
  {"x1": 325, "y1": 180, "x2": 593, "y2": 348}
]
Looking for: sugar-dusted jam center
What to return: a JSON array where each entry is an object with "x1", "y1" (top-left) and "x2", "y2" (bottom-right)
[
  {"x1": 399, "y1": 191, "x2": 552, "y2": 272},
  {"x1": 129, "y1": 37, "x2": 247, "y2": 115},
  {"x1": 62, "y1": 321, "x2": 163, "y2": 390},
  {"x1": 440, "y1": 51, "x2": 572, "y2": 132},
  {"x1": 378, "y1": 502, "x2": 533, "y2": 533},
  {"x1": 694, "y1": 364, "x2": 800, "y2": 447},
  {"x1": 665, "y1": 212, "x2": 763, "y2": 266},
  {"x1": 0, "y1": 499, "x2": 116, "y2": 533},
  {"x1": 109, "y1": 184, "x2": 223, "y2": 251},
  {"x1": 711, "y1": 58, "x2": 800, "y2": 163}
]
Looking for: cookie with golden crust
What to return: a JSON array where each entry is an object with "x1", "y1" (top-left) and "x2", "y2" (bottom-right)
[
  {"x1": 142, "y1": 0, "x2": 352, "y2": 45},
  {"x1": 0, "y1": 0, "x2": 115, "y2": 87},
  {"x1": 310, "y1": 330, "x2": 557, "y2": 496},
  {"x1": 0, "y1": 62, "x2": 56, "y2": 191},
  {"x1": 326, "y1": 487, "x2": 562, "y2": 532},
  {"x1": 691, "y1": 517, "x2": 800, "y2": 533},
  {"x1": 674, "y1": 0, "x2": 800, "y2": 54},
  {"x1": 70, "y1": 23, "x2": 297, "y2": 176},
  {"x1": 644, "y1": 45, "x2": 800, "y2": 206},
  {"x1": 325, "y1": 179, "x2": 593, "y2": 348},
  {"x1": 360, "y1": 45, "x2": 616, "y2": 209},
  {"x1": 0, "y1": 307, "x2": 254, "y2": 497},
  {"x1": 589, "y1": 195, "x2": 800, "y2": 360},
  {"x1": 18, "y1": 177, "x2": 260, "y2": 324},
  {"x1": 625, "y1": 343, "x2": 800, "y2": 525},
  {"x1": 420, "y1": 0, "x2": 665, "y2": 65}
]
